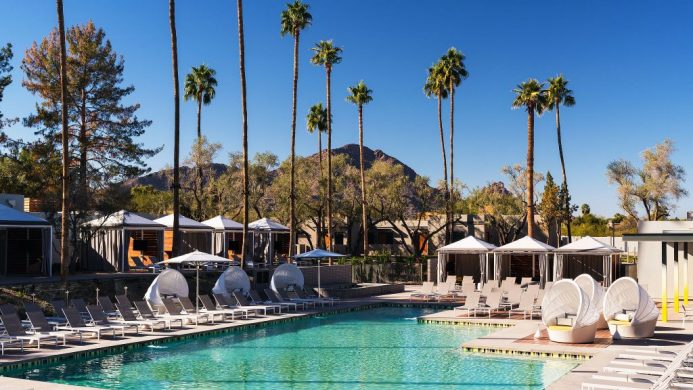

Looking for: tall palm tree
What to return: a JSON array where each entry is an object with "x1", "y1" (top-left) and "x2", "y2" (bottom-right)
[
  {"x1": 306, "y1": 103, "x2": 327, "y2": 178},
  {"x1": 440, "y1": 48, "x2": 468, "y2": 242},
  {"x1": 56, "y1": 0, "x2": 70, "y2": 280},
  {"x1": 545, "y1": 75, "x2": 575, "y2": 242},
  {"x1": 237, "y1": 0, "x2": 250, "y2": 268},
  {"x1": 424, "y1": 61, "x2": 450, "y2": 244},
  {"x1": 310, "y1": 40, "x2": 342, "y2": 252},
  {"x1": 346, "y1": 81, "x2": 373, "y2": 258},
  {"x1": 281, "y1": 0, "x2": 312, "y2": 258},
  {"x1": 169, "y1": 0, "x2": 181, "y2": 256},
  {"x1": 184, "y1": 64, "x2": 217, "y2": 140},
  {"x1": 306, "y1": 102, "x2": 327, "y2": 248},
  {"x1": 512, "y1": 79, "x2": 547, "y2": 238}
]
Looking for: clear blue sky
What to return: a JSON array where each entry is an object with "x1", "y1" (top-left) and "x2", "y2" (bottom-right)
[{"x1": 2, "y1": 1, "x2": 693, "y2": 218}]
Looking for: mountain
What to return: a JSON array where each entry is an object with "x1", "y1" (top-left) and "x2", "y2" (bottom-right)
[{"x1": 125, "y1": 144, "x2": 422, "y2": 190}]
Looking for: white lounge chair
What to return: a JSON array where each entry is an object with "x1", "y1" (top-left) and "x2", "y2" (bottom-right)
[
  {"x1": 603, "y1": 277, "x2": 659, "y2": 339},
  {"x1": 453, "y1": 292, "x2": 480, "y2": 317},
  {"x1": 509, "y1": 292, "x2": 540, "y2": 319},
  {"x1": 410, "y1": 282, "x2": 437, "y2": 301},
  {"x1": 476, "y1": 291, "x2": 502, "y2": 318}
]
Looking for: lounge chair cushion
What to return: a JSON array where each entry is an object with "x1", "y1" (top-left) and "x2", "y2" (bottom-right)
[
  {"x1": 608, "y1": 319, "x2": 632, "y2": 326},
  {"x1": 614, "y1": 312, "x2": 633, "y2": 322},
  {"x1": 548, "y1": 325, "x2": 573, "y2": 331}
]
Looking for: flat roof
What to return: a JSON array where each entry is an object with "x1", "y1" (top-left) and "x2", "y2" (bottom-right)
[{"x1": 623, "y1": 232, "x2": 693, "y2": 242}]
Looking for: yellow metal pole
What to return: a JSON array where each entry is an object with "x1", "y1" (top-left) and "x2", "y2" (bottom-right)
[
  {"x1": 675, "y1": 242, "x2": 680, "y2": 313},
  {"x1": 662, "y1": 242, "x2": 668, "y2": 323}
]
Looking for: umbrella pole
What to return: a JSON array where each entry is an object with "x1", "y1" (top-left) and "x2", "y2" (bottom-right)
[
  {"x1": 318, "y1": 258, "x2": 321, "y2": 297},
  {"x1": 196, "y1": 264, "x2": 200, "y2": 314}
]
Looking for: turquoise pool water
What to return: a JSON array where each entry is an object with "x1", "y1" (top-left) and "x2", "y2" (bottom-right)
[{"x1": 5, "y1": 307, "x2": 576, "y2": 389}]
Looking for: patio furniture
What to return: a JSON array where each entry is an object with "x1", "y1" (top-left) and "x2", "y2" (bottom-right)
[
  {"x1": 453, "y1": 292, "x2": 480, "y2": 317},
  {"x1": 212, "y1": 293, "x2": 257, "y2": 317},
  {"x1": 25, "y1": 310, "x2": 82, "y2": 344},
  {"x1": 575, "y1": 273, "x2": 608, "y2": 329},
  {"x1": 603, "y1": 277, "x2": 659, "y2": 339},
  {"x1": 264, "y1": 289, "x2": 303, "y2": 311},
  {"x1": 199, "y1": 294, "x2": 248, "y2": 320},
  {"x1": 160, "y1": 298, "x2": 209, "y2": 325},
  {"x1": 509, "y1": 291, "x2": 541, "y2": 319},
  {"x1": 85, "y1": 305, "x2": 139, "y2": 335},
  {"x1": 542, "y1": 279, "x2": 599, "y2": 343},
  {"x1": 232, "y1": 292, "x2": 277, "y2": 315},
  {"x1": 61, "y1": 307, "x2": 119, "y2": 340},
  {"x1": 177, "y1": 297, "x2": 218, "y2": 323},
  {"x1": 409, "y1": 282, "x2": 437, "y2": 301},
  {"x1": 475, "y1": 291, "x2": 503, "y2": 318},
  {"x1": 114, "y1": 303, "x2": 168, "y2": 331},
  {"x1": 248, "y1": 291, "x2": 283, "y2": 313},
  {"x1": 132, "y1": 301, "x2": 183, "y2": 329},
  {"x1": 0, "y1": 313, "x2": 61, "y2": 349}
]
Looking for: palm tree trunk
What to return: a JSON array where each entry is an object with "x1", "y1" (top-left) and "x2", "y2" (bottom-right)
[
  {"x1": 318, "y1": 131, "x2": 323, "y2": 180},
  {"x1": 196, "y1": 93, "x2": 202, "y2": 139},
  {"x1": 555, "y1": 103, "x2": 571, "y2": 243},
  {"x1": 237, "y1": 0, "x2": 250, "y2": 268},
  {"x1": 448, "y1": 79, "x2": 455, "y2": 243},
  {"x1": 437, "y1": 93, "x2": 449, "y2": 245},
  {"x1": 288, "y1": 30, "x2": 299, "y2": 259},
  {"x1": 169, "y1": 0, "x2": 181, "y2": 257},
  {"x1": 358, "y1": 105, "x2": 368, "y2": 259},
  {"x1": 326, "y1": 66, "x2": 333, "y2": 254},
  {"x1": 57, "y1": 0, "x2": 70, "y2": 280},
  {"x1": 526, "y1": 108, "x2": 535, "y2": 238},
  {"x1": 317, "y1": 130, "x2": 324, "y2": 249}
]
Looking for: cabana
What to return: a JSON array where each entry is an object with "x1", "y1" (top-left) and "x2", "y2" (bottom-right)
[
  {"x1": 83, "y1": 210, "x2": 164, "y2": 272},
  {"x1": 270, "y1": 263, "x2": 304, "y2": 293},
  {"x1": 436, "y1": 236, "x2": 497, "y2": 286},
  {"x1": 541, "y1": 279, "x2": 599, "y2": 343},
  {"x1": 154, "y1": 214, "x2": 213, "y2": 259},
  {"x1": 603, "y1": 277, "x2": 659, "y2": 339},
  {"x1": 493, "y1": 236, "x2": 555, "y2": 288},
  {"x1": 212, "y1": 266, "x2": 250, "y2": 296},
  {"x1": 202, "y1": 216, "x2": 243, "y2": 259},
  {"x1": 144, "y1": 268, "x2": 189, "y2": 309},
  {"x1": 248, "y1": 218, "x2": 290, "y2": 264},
  {"x1": 553, "y1": 236, "x2": 621, "y2": 286},
  {"x1": 0, "y1": 205, "x2": 53, "y2": 276},
  {"x1": 575, "y1": 273, "x2": 608, "y2": 329}
]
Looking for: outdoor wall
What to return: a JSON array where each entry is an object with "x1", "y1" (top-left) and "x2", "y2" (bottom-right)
[
  {"x1": 636, "y1": 221, "x2": 693, "y2": 299},
  {"x1": 299, "y1": 265, "x2": 352, "y2": 287}
]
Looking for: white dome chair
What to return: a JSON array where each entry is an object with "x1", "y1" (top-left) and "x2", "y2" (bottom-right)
[
  {"x1": 270, "y1": 263, "x2": 304, "y2": 293},
  {"x1": 574, "y1": 274, "x2": 608, "y2": 329},
  {"x1": 542, "y1": 279, "x2": 599, "y2": 343},
  {"x1": 603, "y1": 277, "x2": 659, "y2": 339},
  {"x1": 212, "y1": 266, "x2": 251, "y2": 297},
  {"x1": 144, "y1": 268, "x2": 189, "y2": 310}
]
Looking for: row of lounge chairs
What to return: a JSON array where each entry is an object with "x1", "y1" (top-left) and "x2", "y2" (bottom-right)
[
  {"x1": 0, "y1": 287, "x2": 336, "y2": 355},
  {"x1": 453, "y1": 282, "x2": 550, "y2": 318},
  {"x1": 582, "y1": 345, "x2": 692, "y2": 389}
]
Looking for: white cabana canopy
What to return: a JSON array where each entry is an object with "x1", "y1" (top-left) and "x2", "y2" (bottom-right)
[
  {"x1": 493, "y1": 236, "x2": 555, "y2": 287},
  {"x1": 85, "y1": 210, "x2": 164, "y2": 229},
  {"x1": 0, "y1": 204, "x2": 53, "y2": 276},
  {"x1": 154, "y1": 214, "x2": 213, "y2": 231},
  {"x1": 202, "y1": 215, "x2": 243, "y2": 231},
  {"x1": 249, "y1": 218, "x2": 289, "y2": 231},
  {"x1": 212, "y1": 266, "x2": 250, "y2": 296},
  {"x1": 603, "y1": 277, "x2": 659, "y2": 331},
  {"x1": 436, "y1": 236, "x2": 497, "y2": 286},
  {"x1": 144, "y1": 268, "x2": 189, "y2": 307},
  {"x1": 270, "y1": 263, "x2": 304, "y2": 292},
  {"x1": 541, "y1": 279, "x2": 600, "y2": 343},
  {"x1": 553, "y1": 236, "x2": 622, "y2": 285}
]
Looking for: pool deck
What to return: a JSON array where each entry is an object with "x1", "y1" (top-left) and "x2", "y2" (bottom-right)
[
  {"x1": 383, "y1": 285, "x2": 693, "y2": 389},
  {"x1": 2, "y1": 285, "x2": 693, "y2": 389}
]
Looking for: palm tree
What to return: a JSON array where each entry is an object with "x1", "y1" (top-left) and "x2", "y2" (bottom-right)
[
  {"x1": 512, "y1": 79, "x2": 547, "y2": 238},
  {"x1": 281, "y1": 0, "x2": 312, "y2": 258},
  {"x1": 346, "y1": 81, "x2": 373, "y2": 258},
  {"x1": 306, "y1": 102, "x2": 327, "y2": 248},
  {"x1": 237, "y1": 0, "x2": 250, "y2": 268},
  {"x1": 306, "y1": 103, "x2": 327, "y2": 176},
  {"x1": 545, "y1": 75, "x2": 575, "y2": 242},
  {"x1": 440, "y1": 48, "x2": 468, "y2": 242},
  {"x1": 424, "y1": 61, "x2": 450, "y2": 244},
  {"x1": 184, "y1": 64, "x2": 217, "y2": 140},
  {"x1": 56, "y1": 0, "x2": 70, "y2": 280},
  {"x1": 169, "y1": 0, "x2": 181, "y2": 256},
  {"x1": 310, "y1": 40, "x2": 342, "y2": 252}
]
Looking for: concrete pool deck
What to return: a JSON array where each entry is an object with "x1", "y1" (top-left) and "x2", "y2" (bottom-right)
[{"x1": 2, "y1": 284, "x2": 693, "y2": 389}]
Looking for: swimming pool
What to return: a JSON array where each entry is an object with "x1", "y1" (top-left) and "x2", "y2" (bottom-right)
[{"x1": 5, "y1": 307, "x2": 576, "y2": 389}]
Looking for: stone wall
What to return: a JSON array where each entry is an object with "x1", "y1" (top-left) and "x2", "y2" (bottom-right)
[{"x1": 300, "y1": 265, "x2": 352, "y2": 287}]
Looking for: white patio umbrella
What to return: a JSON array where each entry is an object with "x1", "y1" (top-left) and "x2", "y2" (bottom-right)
[
  {"x1": 293, "y1": 248, "x2": 345, "y2": 295},
  {"x1": 156, "y1": 250, "x2": 232, "y2": 313}
]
